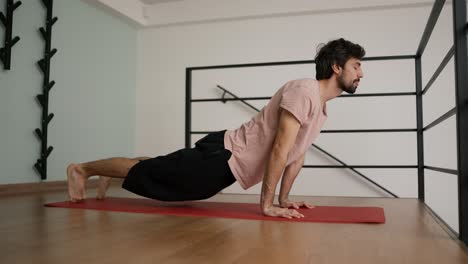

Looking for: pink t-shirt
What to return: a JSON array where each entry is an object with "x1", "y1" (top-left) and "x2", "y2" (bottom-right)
[{"x1": 224, "y1": 78, "x2": 328, "y2": 189}]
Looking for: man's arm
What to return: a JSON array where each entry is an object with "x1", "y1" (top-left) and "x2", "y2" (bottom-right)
[
  {"x1": 278, "y1": 153, "x2": 314, "y2": 209},
  {"x1": 260, "y1": 109, "x2": 303, "y2": 219}
]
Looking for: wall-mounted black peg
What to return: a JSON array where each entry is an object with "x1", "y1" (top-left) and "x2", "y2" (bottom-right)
[{"x1": 0, "y1": 0, "x2": 22, "y2": 70}]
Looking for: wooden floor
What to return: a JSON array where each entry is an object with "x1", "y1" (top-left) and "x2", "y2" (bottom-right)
[{"x1": 1, "y1": 186, "x2": 467, "y2": 264}]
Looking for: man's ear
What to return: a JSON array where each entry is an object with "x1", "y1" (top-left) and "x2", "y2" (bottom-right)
[{"x1": 331, "y1": 64, "x2": 341, "y2": 74}]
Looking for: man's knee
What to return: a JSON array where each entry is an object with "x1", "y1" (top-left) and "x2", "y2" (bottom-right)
[
  {"x1": 133, "y1": 156, "x2": 151, "y2": 161},
  {"x1": 125, "y1": 159, "x2": 140, "y2": 174}
]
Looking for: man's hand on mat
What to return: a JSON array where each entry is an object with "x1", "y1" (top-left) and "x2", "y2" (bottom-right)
[
  {"x1": 279, "y1": 199, "x2": 315, "y2": 210},
  {"x1": 262, "y1": 205, "x2": 304, "y2": 219}
]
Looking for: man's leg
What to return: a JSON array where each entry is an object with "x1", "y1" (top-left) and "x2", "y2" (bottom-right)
[
  {"x1": 96, "y1": 156, "x2": 151, "y2": 199},
  {"x1": 67, "y1": 156, "x2": 151, "y2": 202}
]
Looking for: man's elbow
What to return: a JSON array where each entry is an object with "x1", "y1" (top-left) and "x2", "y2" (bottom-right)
[{"x1": 270, "y1": 144, "x2": 289, "y2": 162}]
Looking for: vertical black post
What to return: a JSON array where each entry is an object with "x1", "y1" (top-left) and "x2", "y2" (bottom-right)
[
  {"x1": 34, "y1": 0, "x2": 57, "y2": 180},
  {"x1": 185, "y1": 68, "x2": 192, "y2": 148},
  {"x1": 2, "y1": 0, "x2": 13, "y2": 69},
  {"x1": 453, "y1": 0, "x2": 468, "y2": 246},
  {"x1": 41, "y1": 0, "x2": 52, "y2": 180},
  {"x1": 415, "y1": 58, "x2": 425, "y2": 201},
  {"x1": 415, "y1": 0, "x2": 445, "y2": 202}
]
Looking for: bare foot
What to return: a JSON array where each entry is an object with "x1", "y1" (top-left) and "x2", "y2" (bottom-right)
[
  {"x1": 96, "y1": 176, "x2": 111, "y2": 200},
  {"x1": 66, "y1": 163, "x2": 87, "y2": 202}
]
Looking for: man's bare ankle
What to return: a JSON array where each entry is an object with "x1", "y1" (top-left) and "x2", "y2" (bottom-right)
[{"x1": 75, "y1": 163, "x2": 91, "y2": 179}]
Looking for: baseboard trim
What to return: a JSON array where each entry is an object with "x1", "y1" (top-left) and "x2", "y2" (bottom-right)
[{"x1": 0, "y1": 179, "x2": 123, "y2": 196}]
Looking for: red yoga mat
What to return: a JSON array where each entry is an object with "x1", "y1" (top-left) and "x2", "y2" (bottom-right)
[{"x1": 45, "y1": 197, "x2": 385, "y2": 224}]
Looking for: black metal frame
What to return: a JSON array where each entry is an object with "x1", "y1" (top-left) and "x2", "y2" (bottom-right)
[
  {"x1": 185, "y1": 0, "x2": 468, "y2": 245},
  {"x1": 34, "y1": 0, "x2": 57, "y2": 180},
  {"x1": 453, "y1": 0, "x2": 468, "y2": 247},
  {"x1": 186, "y1": 55, "x2": 415, "y2": 199},
  {"x1": 0, "y1": 0, "x2": 21, "y2": 70}
]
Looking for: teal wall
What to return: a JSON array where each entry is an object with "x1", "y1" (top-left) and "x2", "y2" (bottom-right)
[{"x1": 0, "y1": 0, "x2": 137, "y2": 184}]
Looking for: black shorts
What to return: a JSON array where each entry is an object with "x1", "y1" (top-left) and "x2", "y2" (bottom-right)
[{"x1": 122, "y1": 130, "x2": 236, "y2": 201}]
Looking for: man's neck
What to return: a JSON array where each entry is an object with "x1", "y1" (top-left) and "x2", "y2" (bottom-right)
[{"x1": 318, "y1": 78, "x2": 343, "y2": 103}]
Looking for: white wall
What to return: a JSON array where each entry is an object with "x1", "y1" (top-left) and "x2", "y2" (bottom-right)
[
  {"x1": 84, "y1": 0, "x2": 147, "y2": 26},
  {"x1": 136, "y1": 1, "x2": 458, "y2": 231},
  {"x1": 143, "y1": 0, "x2": 433, "y2": 27},
  {"x1": 0, "y1": 0, "x2": 137, "y2": 184}
]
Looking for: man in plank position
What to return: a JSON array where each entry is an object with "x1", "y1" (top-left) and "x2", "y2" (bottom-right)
[{"x1": 67, "y1": 38, "x2": 365, "y2": 219}]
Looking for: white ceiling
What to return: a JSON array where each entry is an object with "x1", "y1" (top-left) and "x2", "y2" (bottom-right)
[{"x1": 85, "y1": 0, "x2": 437, "y2": 28}]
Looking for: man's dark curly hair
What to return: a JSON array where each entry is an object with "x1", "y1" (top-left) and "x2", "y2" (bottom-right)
[{"x1": 315, "y1": 38, "x2": 366, "y2": 80}]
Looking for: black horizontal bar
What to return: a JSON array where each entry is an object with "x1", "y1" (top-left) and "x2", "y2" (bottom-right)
[
  {"x1": 338, "y1": 92, "x2": 416, "y2": 97},
  {"x1": 192, "y1": 97, "x2": 270, "y2": 102},
  {"x1": 321, "y1": 129, "x2": 417, "y2": 133},
  {"x1": 188, "y1": 55, "x2": 415, "y2": 70},
  {"x1": 422, "y1": 45, "x2": 455, "y2": 95},
  {"x1": 191, "y1": 131, "x2": 214, "y2": 134},
  {"x1": 425, "y1": 166, "x2": 458, "y2": 175},
  {"x1": 192, "y1": 92, "x2": 417, "y2": 102},
  {"x1": 423, "y1": 107, "x2": 457, "y2": 131},
  {"x1": 416, "y1": 0, "x2": 446, "y2": 57},
  {"x1": 191, "y1": 129, "x2": 417, "y2": 134},
  {"x1": 190, "y1": 60, "x2": 314, "y2": 70},
  {"x1": 303, "y1": 165, "x2": 417, "y2": 169},
  {"x1": 311, "y1": 144, "x2": 398, "y2": 198},
  {"x1": 359, "y1": 55, "x2": 416, "y2": 61}
]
